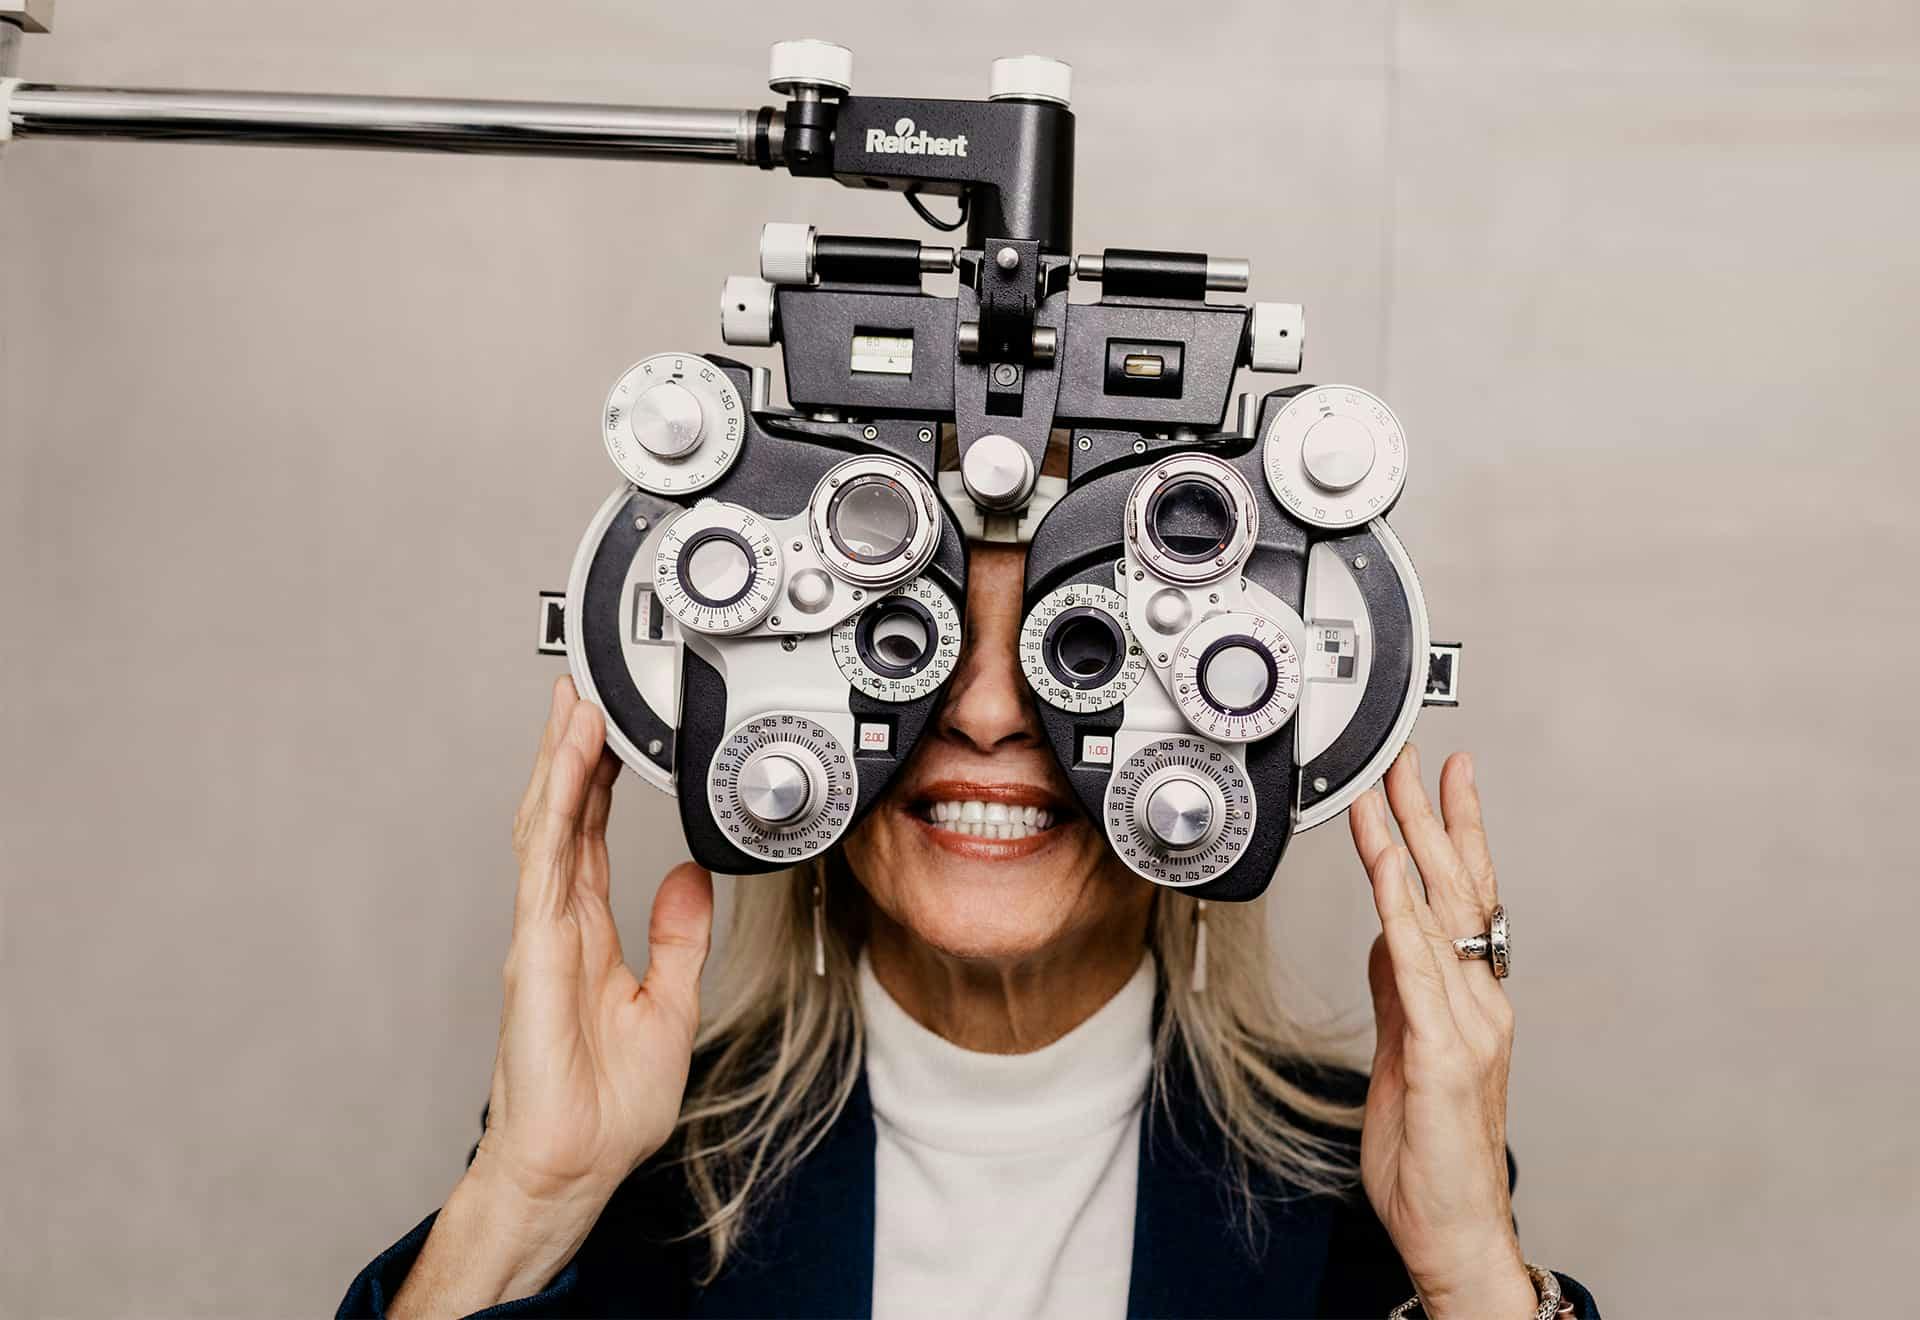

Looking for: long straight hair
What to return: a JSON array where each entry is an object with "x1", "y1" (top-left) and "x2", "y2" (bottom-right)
[{"x1": 673, "y1": 850, "x2": 1364, "y2": 1282}]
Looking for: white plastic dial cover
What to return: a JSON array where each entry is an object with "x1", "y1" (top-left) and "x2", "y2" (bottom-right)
[
  {"x1": 602, "y1": 353, "x2": 745, "y2": 495},
  {"x1": 1262, "y1": 386, "x2": 1407, "y2": 530}
]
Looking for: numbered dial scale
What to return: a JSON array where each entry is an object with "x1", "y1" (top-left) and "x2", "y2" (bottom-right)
[
  {"x1": 603, "y1": 353, "x2": 745, "y2": 495},
  {"x1": 653, "y1": 503, "x2": 782, "y2": 635},
  {"x1": 1262, "y1": 385, "x2": 1407, "y2": 530},
  {"x1": 1169, "y1": 611, "x2": 1303, "y2": 743},
  {"x1": 1020, "y1": 584, "x2": 1149, "y2": 714},
  {"x1": 1102, "y1": 735, "x2": 1257, "y2": 888},
  {"x1": 831, "y1": 575, "x2": 963, "y2": 703},
  {"x1": 707, "y1": 713, "x2": 857, "y2": 863}
]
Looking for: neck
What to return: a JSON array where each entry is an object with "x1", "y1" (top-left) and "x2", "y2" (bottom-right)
[{"x1": 864, "y1": 900, "x2": 1152, "y2": 1053}]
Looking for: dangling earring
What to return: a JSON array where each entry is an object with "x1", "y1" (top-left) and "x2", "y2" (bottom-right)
[
  {"x1": 811, "y1": 873, "x2": 827, "y2": 978},
  {"x1": 1191, "y1": 900, "x2": 1209, "y2": 994}
]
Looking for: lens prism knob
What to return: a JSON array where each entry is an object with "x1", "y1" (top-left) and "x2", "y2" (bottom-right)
[
  {"x1": 1102, "y1": 735, "x2": 1256, "y2": 888},
  {"x1": 708, "y1": 714, "x2": 856, "y2": 863},
  {"x1": 1169, "y1": 611, "x2": 1303, "y2": 743},
  {"x1": 653, "y1": 503, "x2": 782, "y2": 636},
  {"x1": 1262, "y1": 385, "x2": 1407, "y2": 530},
  {"x1": 1139, "y1": 773, "x2": 1216, "y2": 851},
  {"x1": 603, "y1": 352, "x2": 745, "y2": 495}
]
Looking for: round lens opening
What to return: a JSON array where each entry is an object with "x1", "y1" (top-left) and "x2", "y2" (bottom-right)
[
  {"x1": 1147, "y1": 476, "x2": 1235, "y2": 563},
  {"x1": 870, "y1": 608, "x2": 930, "y2": 668},
  {"x1": 830, "y1": 478, "x2": 918, "y2": 563},
  {"x1": 681, "y1": 531, "x2": 755, "y2": 607},
  {"x1": 1056, "y1": 615, "x2": 1118, "y2": 680},
  {"x1": 1200, "y1": 640, "x2": 1275, "y2": 715}
]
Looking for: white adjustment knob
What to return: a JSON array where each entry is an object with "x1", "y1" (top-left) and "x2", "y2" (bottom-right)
[
  {"x1": 960, "y1": 433, "x2": 1036, "y2": 511},
  {"x1": 989, "y1": 55, "x2": 1073, "y2": 108},
  {"x1": 759, "y1": 222, "x2": 816, "y2": 286},
  {"x1": 1301, "y1": 414, "x2": 1376, "y2": 492},
  {"x1": 737, "y1": 748, "x2": 817, "y2": 828},
  {"x1": 720, "y1": 276, "x2": 777, "y2": 347},
  {"x1": 769, "y1": 40, "x2": 854, "y2": 97},
  {"x1": 1248, "y1": 301, "x2": 1306, "y2": 373},
  {"x1": 1140, "y1": 774, "x2": 1214, "y2": 851},
  {"x1": 630, "y1": 381, "x2": 705, "y2": 458}
]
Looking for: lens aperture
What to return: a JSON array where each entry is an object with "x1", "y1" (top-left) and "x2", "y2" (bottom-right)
[
  {"x1": 830, "y1": 477, "x2": 918, "y2": 563},
  {"x1": 1146, "y1": 476, "x2": 1236, "y2": 563}
]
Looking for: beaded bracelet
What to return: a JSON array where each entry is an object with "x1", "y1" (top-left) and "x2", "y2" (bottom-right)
[{"x1": 1387, "y1": 1264, "x2": 1569, "y2": 1320}]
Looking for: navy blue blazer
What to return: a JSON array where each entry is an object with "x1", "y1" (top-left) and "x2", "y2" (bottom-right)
[{"x1": 339, "y1": 1056, "x2": 1598, "y2": 1319}]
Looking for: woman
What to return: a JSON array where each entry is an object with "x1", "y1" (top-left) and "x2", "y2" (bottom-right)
[{"x1": 339, "y1": 544, "x2": 1599, "y2": 1319}]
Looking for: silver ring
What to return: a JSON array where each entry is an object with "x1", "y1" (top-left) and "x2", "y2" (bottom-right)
[{"x1": 1452, "y1": 904, "x2": 1510, "y2": 979}]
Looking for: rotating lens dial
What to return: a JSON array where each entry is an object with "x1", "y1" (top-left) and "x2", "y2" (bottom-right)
[
  {"x1": 603, "y1": 352, "x2": 745, "y2": 495},
  {"x1": 1262, "y1": 386, "x2": 1407, "y2": 530},
  {"x1": 1102, "y1": 735, "x2": 1256, "y2": 887},
  {"x1": 1169, "y1": 611, "x2": 1303, "y2": 743},
  {"x1": 809, "y1": 455, "x2": 941, "y2": 591},
  {"x1": 1019, "y1": 584, "x2": 1148, "y2": 714},
  {"x1": 1125, "y1": 455, "x2": 1259, "y2": 586},
  {"x1": 707, "y1": 714, "x2": 856, "y2": 863},
  {"x1": 653, "y1": 504, "x2": 781, "y2": 635},
  {"x1": 831, "y1": 575, "x2": 962, "y2": 702}
]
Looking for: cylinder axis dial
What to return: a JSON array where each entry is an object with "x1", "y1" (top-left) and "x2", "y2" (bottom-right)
[
  {"x1": 653, "y1": 503, "x2": 781, "y2": 635},
  {"x1": 603, "y1": 353, "x2": 745, "y2": 495},
  {"x1": 831, "y1": 575, "x2": 962, "y2": 702},
  {"x1": 1169, "y1": 611, "x2": 1303, "y2": 743},
  {"x1": 1102, "y1": 735, "x2": 1256, "y2": 887},
  {"x1": 1019, "y1": 584, "x2": 1148, "y2": 714},
  {"x1": 707, "y1": 714, "x2": 857, "y2": 863},
  {"x1": 1262, "y1": 385, "x2": 1407, "y2": 530}
]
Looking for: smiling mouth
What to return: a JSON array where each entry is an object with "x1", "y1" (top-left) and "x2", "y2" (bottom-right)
[{"x1": 905, "y1": 781, "x2": 1070, "y2": 852}]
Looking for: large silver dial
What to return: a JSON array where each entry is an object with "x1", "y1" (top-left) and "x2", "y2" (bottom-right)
[
  {"x1": 1102, "y1": 735, "x2": 1256, "y2": 887},
  {"x1": 603, "y1": 352, "x2": 745, "y2": 495},
  {"x1": 1262, "y1": 385, "x2": 1407, "y2": 530},
  {"x1": 653, "y1": 503, "x2": 781, "y2": 635},
  {"x1": 1169, "y1": 610, "x2": 1303, "y2": 743},
  {"x1": 1019, "y1": 584, "x2": 1148, "y2": 714},
  {"x1": 707, "y1": 713, "x2": 856, "y2": 863},
  {"x1": 831, "y1": 575, "x2": 962, "y2": 702}
]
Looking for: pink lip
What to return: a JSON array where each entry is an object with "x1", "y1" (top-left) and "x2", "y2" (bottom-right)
[{"x1": 896, "y1": 779, "x2": 1076, "y2": 861}]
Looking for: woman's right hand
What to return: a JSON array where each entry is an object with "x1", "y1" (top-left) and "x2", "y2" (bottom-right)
[{"x1": 391, "y1": 678, "x2": 714, "y2": 1318}]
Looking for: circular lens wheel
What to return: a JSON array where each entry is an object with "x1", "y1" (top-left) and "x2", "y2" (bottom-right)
[
  {"x1": 653, "y1": 503, "x2": 782, "y2": 635},
  {"x1": 602, "y1": 352, "x2": 745, "y2": 495},
  {"x1": 830, "y1": 576, "x2": 962, "y2": 703},
  {"x1": 1125, "y1": 455, "x2": 1259, "y2": 586},
  {"x1": 808, "y1": 455, "x2": 941, "y2": 591},
  {"x1": 1019, "y1": 584, "x2": 1148, "y2": 714},
  {"x1": 1102, "y1": 735, "x2": 1257, "y2": 887},
  {"x1": 1261, "y1": 385, "x2": 1407, "y2": 530},
  {"x1": 1169, "y1": 610, "x2": 1303, "y2": 743},
  {"x1": 707, "y1": 713, "x2": 856, "y2": 863}
]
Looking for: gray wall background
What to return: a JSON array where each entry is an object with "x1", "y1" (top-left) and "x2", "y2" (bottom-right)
[{"x1": 3, "y1": 2, "x2": 1915, "y2": 1315}]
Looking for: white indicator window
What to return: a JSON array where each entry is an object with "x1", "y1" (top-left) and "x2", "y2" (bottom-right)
[
  {"x1": 851, "y1": 332, "x2": 915, "y2": 375},
  {"x1": 1306, "y1": 620, "x2": 1358, "y2": 682}
]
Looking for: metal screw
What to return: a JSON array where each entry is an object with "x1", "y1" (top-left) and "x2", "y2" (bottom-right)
[
  {"x1": 782, "y1": 637, "x2": 798, "y2": 652},
  {"x1": 1353, "y1": 553, "x2": 1369, "y2": 569},
  {"x1": 647, "y1": 738, "x2": 664, "y2": 756},
  {"x1": 992, "y1": 363, "x2": 1019, "y2": 387},
  {"x1": 1208, "y1": 593, "x2": 1219, "y2": 604},
  {"x1": 1312, "y1": 775, "x2": 1329, "y2": 793},
  {"x1": 1134, "y1": 570, "x2": 1145, "y2": 581},
  {"x1": 863, "y1": 425, "x2": 878, "y2": 440},
  {"x1": 1157, "y1": 652, "x2": 1169, "y2": 665},
  {"x1": 996, "y1": 246, "x2": 1020, "y2": 271},
  {"x1": 1076, "y1": 436, "x2": 1091, "y2": 451},
  {"x1": 792, "y1": 540, "x2": 803, "y2": 551},
  {"x1": 1215, "y1": 557, "x2": 1226, "y2": 567},
  {"x1": 851, "y1": 589, "x2": 864, "y2": 601},
  {"x1": 633, "y1": 515, "x2": 650, "y2": 532},
  {"x1": 1133, "y1": 440, "x2": 1148, "y2": 454},
  {"x1": 918, "y1": 427, "x2": 933, "y2": 444}
]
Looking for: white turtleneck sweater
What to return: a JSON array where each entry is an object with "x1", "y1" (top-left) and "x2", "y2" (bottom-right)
[{"x1": 858, "y1": 950, "x2": 1156, "y2": 1320}]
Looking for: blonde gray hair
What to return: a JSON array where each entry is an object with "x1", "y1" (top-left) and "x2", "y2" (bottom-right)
[{"x1": 674, "y1": 851, "x2": 1363, "y2": 1282}]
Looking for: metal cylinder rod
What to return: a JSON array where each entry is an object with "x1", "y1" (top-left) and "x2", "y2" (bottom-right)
[{"x1": 4, "y1": 84, "x2": 777, "y2": 163}]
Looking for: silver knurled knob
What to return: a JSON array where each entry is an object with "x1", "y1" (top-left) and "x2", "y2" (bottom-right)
[
  {"x1": 759, "y1": 222, "x2": 815, "y2": 286},
  {"x1": 768, "y1": 40, "x2": 853, "y2": 97},
  {"x1": 989, "y1": 55, "x2": 1073, "y2": 107},
  {"x1": 1248, "y1": 301, "x2": 1306, "y2": 373},
  {"x1": 737, "y1": 747, "x2": 817, "y2": 828},
  {"x1": 960, "y1": 433, "x2": 1036, "y2": 511},
  {"x1": 720, "y1": 276, "x2": 777, "y2": 347},
  {"x1": 1140, "y1": 775, "x2": 1214, "y2": 851},
  {"x1": 629, "y1": 381, "x2": 705, "y2": 458}
]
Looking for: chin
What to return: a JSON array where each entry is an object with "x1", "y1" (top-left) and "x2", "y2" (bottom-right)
[{"x1": 844, "y1": 797, "x2": 1138, "y2": 964}]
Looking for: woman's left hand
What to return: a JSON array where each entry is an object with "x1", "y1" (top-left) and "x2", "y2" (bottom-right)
[{"x1": 1348, "y1": 745, "x2": 1539, "y2": 1320}]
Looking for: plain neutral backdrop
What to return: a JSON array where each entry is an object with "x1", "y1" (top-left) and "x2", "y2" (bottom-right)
[{"x1": 3, "y1": 2, "x2": 1916, "y2": 1316}]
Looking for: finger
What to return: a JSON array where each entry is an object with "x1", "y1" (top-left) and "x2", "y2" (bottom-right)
[
  {"x1": 515, "y1": 677, "x2": 577, "y2": 849},
  {"x1": 637, "y1": 863, "x2": 715, "y2": 1030},
  {"x1": 1365, "y1": 934, "x2": 1406, "y2": 1064},
  {"x1": 574, "y1": 746, "x2": 621, "y2": 901},
  {"x1": 1438, "y1": 751, "x2": 1499, "y2": 911},
  {"x1": 516, "y1": 701, "x2": 601, "y2": 926},
  {"x1": 1367, "y1": 846, "x2": 1457, "y2": 1042},
  {"x1": 1347, "y1": 785, "x2": 1399, "y2": 875},
  {"x1": 1383, "y1": 745, "x2": 1482, "y2": 939}
]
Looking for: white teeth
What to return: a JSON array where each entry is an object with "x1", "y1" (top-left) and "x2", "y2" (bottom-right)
[{"x1": 921, "y1": 797, "x2": 1059, "y2": 840}]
